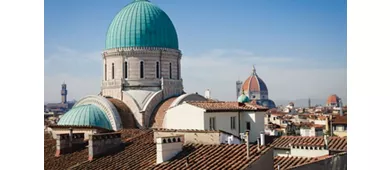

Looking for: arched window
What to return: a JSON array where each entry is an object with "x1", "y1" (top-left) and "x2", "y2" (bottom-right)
[
  {"x1": 124, "y1": 61, "x2": 128, "y2": 79},
  {"x1": 104, "y1": 64, "x2": 107, "y2": 80},
  {"x1": 169, "y1": 63, "x2": 172, "y2": 79},
  {"x1": 156, "y1": 62, "x2": 160, "y2": 78},
  {"x1": 140, "y1": 61, "x2": 144, "y2": 78},
  {"x1": 177, "y1": 61, "x2": 180, "y2": 80},
  {"x1": 112, "y1": 63, "x2": 115, "y2": 79}
]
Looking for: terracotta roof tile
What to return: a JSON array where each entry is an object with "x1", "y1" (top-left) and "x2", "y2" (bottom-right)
[
  {"x1": 271, "y1": 136, "x2": 347, "y2": 151},
  {"x1": 151, "y1": 144, "x2": 271, "y2": 170},
  {"x1": 274, "y1": 155, "x2": 331, "y2": 170},
  {"x1": 44, "y1": 129, "x2": 150, "y2": 170},
  {"x1": 187, "y1": 101, "x2": 268, "y2": 112},
  {"x1": 46, "y1": 128, "x2": 274, "y2": 169},
  {"x1": 332, "y1": 115, "x2": 347, "y2": 125},
  {"x1": 73, "y1": 130, "x2": 155, "y2": 169}
]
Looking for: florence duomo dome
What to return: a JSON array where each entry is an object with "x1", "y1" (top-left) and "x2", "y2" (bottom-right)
[{"x1": 236, "y1": 66, "x2": 276, "y2": 108}]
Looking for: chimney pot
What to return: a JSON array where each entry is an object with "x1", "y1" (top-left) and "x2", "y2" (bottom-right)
[{"x1": 246, "y1": 130, "x2": 250, "y2": 159}]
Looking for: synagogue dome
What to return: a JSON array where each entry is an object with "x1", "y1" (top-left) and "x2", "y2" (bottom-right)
[{"x1": 106, "y1": 0, "x2": 179, "y2": 50}]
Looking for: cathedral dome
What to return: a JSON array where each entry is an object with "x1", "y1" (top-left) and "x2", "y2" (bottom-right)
[
  {"x1": 327, "y1": 94, "x2": 340, "y2": 106},
  {"x1": 58, "y1": 104, "x2": 113, "y2": 130},
  {"x1": 242, "y1": 66, "x2": 268, "y2": 97},
  {"x1": 105, "y1": 0, "x2": 179, "y2": 50},
  {"x1": 238, "y1": 93, "x2": 250, "y2": 103}
]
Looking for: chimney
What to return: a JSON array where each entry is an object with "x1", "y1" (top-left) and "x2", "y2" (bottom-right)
[
  {"x1": 55, "y1": 133, "x2": 85, "y2": 157},
  {"x1": 156, "y1": 136, "x2": 184, "y2": 164},
  {"x1": 260, "y1": 132, "x2": 265, "y2": 146},
  {"x1": 69, "y1": 128, "x2": 73, "y2": 148},
  {"x1": 88, "y1": 133, "x2": 122, "y2": 160},
  {"x1": 324, "y1": 135, "x2": 329, "y2": 149},
  {"x1": 205, "y1": 89, "x2": 211, "y2": 99},
  {"x1": 246, "y1": 130, "x2": 250, "y2": 159}
]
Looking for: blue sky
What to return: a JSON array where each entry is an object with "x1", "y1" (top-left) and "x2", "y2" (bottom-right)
[{"x1": 44, "y1": 0, "x2": 347, "y2": 106}]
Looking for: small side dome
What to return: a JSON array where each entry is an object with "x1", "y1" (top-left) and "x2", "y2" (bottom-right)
[
  {"x1": 238, "y1": 93, "x2": 250, "y2": 103},
  {"x1": 58, "y1": 104, "x2": 113, "y2": 130},
  {"x1": 256, "y1": 99, "x2": 276, "y2": 109}
]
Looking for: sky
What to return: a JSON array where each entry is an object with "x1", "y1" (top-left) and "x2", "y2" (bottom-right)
[{"x1": 44, "y1": 0, "x2": 347, "y2": 106}]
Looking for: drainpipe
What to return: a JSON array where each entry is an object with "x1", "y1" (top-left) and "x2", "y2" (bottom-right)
[{"x1": 238, "y1": 111, "x2": 241, "y2": 139}]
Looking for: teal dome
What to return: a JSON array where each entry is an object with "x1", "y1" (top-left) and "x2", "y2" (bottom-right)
[
  {"x1": 58, "y1": 104, "x2": 113, "y2": 130},
  {"x1": 238, "y1": 94, "x2": 250, "y2": 103},
  {"x1": 106, "y1": 0, "x2": 179, "y2": 50}
]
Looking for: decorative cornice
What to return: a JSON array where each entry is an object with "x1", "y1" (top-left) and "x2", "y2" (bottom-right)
[{"x1": 103, "y1": 47, "x2": 181, "y2": 57}]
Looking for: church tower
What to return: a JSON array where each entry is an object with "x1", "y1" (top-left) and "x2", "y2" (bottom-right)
[
  {"x1": 61, "y1": 82, "x2": 67, "y2": 104},
  {"x1": 236, "y1": 80, "x2": 243, "y2": 99}
]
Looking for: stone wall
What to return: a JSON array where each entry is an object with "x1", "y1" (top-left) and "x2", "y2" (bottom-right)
[
  {"x1": 143, "y1": 91, "x2": 163, "y2": 128},
  {"x1": 55, "y1": 133, "x2": 85, "y2": 157},
  {"x1": 154, "y1": 131, "x2": 221, "y2": 145},
  {"x1": 88, "y1": 133, "x2": 122, "y2": 160},
  {"x1": 102, "y1": 47, "x2": 182, "y2": 89},
  {"x1": 122, "y1": 92, "x2": 142, "y2": 127}
]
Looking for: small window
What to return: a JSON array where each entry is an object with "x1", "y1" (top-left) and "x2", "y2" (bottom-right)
[
  {"x1": 230, "y1": 116, "x2": 236, "y2": 130},
  {"x1": 156, "y1": 62, "x2": 160, "y2": 78},
  {"x1": 253, "y1": 95, "x2": 256, "y2": 98},
  {"x1": 273, "y1": 117, "x2": 276, "y2": 121},
  {"x1": 104, "y1": 64, "x2": 107, "y2": 80},
  {"x1": 124, "y1": 61, "x2": 128, "y2": 79},
  {"x1": 169, "y1": 63, "x2": 172, "y2": 79},
  {"x1": 112, "y1": 63, "x2": 115, "y2": 79},
  {"x1": 246, "y1": 121, "x2": 251, "y2": 130},
  {"x1": 140, "y1": 61, "x2": 144, "y2": 78},
  {"x1": 209, "y1": 117, "x2": 216, "y2": 130}
]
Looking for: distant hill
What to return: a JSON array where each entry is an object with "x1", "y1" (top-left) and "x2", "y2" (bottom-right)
[{"x1": 273, "y1": 98, "x2": 347, "y2": 108}]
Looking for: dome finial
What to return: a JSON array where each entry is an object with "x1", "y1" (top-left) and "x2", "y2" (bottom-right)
[{"x1": 252, "y1": 65, "x2": 256, "y2": 75}]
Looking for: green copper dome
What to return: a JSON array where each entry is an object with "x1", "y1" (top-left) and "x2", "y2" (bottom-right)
[
  {"x1": 58, "y1": 104, "x2": 113, "y2": 130},
  {"x1": 106, "y1": 0, "x2": 179, "y2": 50},
  {"x1": 238, "y1": 94, "x2": 250, "y2": 103}
]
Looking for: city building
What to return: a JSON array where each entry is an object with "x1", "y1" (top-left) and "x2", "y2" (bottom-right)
[
  {"x1": 159, "y1": 101, "x2": 268, "y2": 142},
  {"x1": 45, "y1": 82, "x2": 75, "y2": 114}
]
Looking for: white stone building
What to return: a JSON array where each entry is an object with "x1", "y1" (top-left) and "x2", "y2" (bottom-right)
[
  {"x1": 161, "y1": 101, "x2": 268, "y2": 143},
  {"x1": 55, "y1": 0, "x2": 206, "y2": 131}
]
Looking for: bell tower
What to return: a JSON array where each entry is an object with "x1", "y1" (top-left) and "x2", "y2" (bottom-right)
[{"x1": 61, "y1": 82, "x2": 67, "y2": 104}]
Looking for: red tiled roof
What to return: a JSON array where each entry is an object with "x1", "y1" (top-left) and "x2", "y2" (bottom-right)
[
  {"x1": 107, "y1": 97, "x2": 136, "y2": 128},
  {"x1": 271, "y1": 136, "x2": 347, "y2": 151},
  {"x1": 73, "y1": 130, "x2": 156, "y2": 169},
  {"x1": 187, "y1": 101, "x2": 268, "y2": 112},
  {"x1": 274, "y1": 156, "x2": 331, "y2": 170},
  {"x1": 151, "y1": 144, "x2": 271, "y2": 170},
  {"x1": 150, "y1": 97, "x2": 178, "y2": 128},
  {"x1": 44, "y1": 129, "x2": 150, "y2": 170},
  {"x1": 332, "y1": 115, "x2": 347, "y2": 125}
]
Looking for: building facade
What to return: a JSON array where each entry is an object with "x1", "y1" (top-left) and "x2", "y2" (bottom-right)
[{"x1": 56, "y1": 0, "x2": 206, "y2": 131}]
